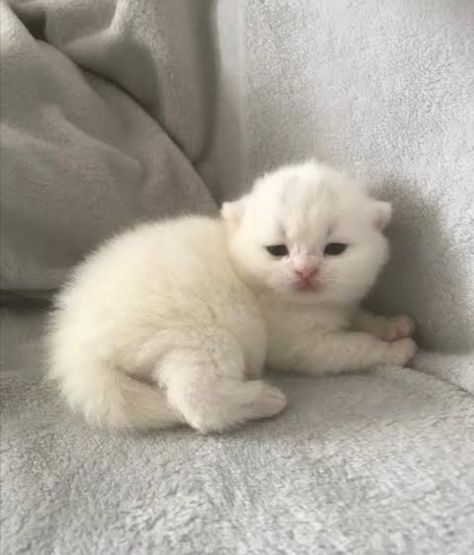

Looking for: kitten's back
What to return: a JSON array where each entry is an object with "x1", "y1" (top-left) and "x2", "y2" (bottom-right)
[{"x1": 47, "y1": 215, "x2": 259, "y2": 429}]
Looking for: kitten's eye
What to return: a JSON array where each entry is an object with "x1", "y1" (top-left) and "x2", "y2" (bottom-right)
[
  {"x1": 324, "y1": 242, "x2": 348, "y2": 256},
  {"x1": 265, "y1": 244, "x2": 289, "y2": 257}
]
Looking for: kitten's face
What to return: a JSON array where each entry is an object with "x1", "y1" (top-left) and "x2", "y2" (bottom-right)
[{"x1": 222, "y1": 162, "x2": 391, "y2": 306}]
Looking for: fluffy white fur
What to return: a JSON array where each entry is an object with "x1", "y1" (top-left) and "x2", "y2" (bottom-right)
[{"x1": 48, "y1": 161, "x2": 416, "y2": 433}]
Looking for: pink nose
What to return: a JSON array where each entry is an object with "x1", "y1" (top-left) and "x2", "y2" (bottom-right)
[{"x1": 295, "y1": 267, "x2": 318, "y2": 280}]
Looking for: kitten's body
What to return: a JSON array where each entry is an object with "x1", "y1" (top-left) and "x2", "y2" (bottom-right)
[{"x1": 48, "y1": 162, "x2": 415, "y2": 432}]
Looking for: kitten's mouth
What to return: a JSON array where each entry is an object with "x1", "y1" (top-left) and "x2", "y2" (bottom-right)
[{"x1": 294, "y1": 280, "x2": 320, "y2": 292}]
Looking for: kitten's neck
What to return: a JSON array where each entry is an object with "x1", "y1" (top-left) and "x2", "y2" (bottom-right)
[{"x1": 257, "y1": 290, "x2": 354, "y2": 330}]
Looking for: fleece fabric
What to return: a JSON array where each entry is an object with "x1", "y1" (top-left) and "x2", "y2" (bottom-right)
[{"x1": 1, "y1": 1, "x2": 473, "y2": 553}]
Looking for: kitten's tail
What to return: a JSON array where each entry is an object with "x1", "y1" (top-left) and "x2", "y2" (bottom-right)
[{"x1": 50, "y1": 359, "x2": 184, "y2": 430}]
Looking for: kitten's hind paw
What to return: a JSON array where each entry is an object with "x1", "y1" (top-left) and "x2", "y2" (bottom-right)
[
  {"x1": 384, "y1": 315, "x2": 415, "y2": 342},
  {"x1": 385, "y1": 338, "x2": 417, "y2": 367},
  {"x1": 254, "y1": 383, "x2": 287, "y2": 419}
]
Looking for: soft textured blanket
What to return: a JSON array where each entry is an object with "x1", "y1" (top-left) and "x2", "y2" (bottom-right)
[
  {"x1": 1, "y1": 0, "x2": 473, "y2": 553},
  {"x1": 1, "y1": 309, "x2": 474, "y2": 554}
]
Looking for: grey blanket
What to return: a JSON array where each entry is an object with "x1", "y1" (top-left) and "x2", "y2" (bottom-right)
[{"x1": 1, "y1": 1, "x2": 473, "y2": 553}]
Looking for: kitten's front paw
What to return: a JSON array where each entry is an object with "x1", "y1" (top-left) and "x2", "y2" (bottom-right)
[
  {"x1": 384, "y1": 315, "x2": 415, "y2": 342},
  {"x1": 384, "y1": 338, "x2": 417, "y2": 367}
]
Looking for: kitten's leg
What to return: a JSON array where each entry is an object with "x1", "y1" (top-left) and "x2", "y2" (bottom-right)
[
  {"x1": 351, "y1": 309, "x2": 415, "y2": 342},
  {"x1": 156, "y1": 342, "x2": 286, "y2": 433},
  {"x1": 269, "y1": 331, "x2": 416, "y2": 376}
]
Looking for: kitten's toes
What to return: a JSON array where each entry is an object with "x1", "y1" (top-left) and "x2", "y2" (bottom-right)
[
  {"x1": 253, "y1": 383, "x2": 287, "y2": 419},
  {"x1": 385, "y1": 338, "x2": 417, "y2": 367},
  {"x1": 384, "y1": 315, "x2": 415, "y2": 342}
]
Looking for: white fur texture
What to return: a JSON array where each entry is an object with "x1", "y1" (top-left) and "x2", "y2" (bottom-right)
[{"x1": 48, "y1": 162, "x2": 416, "y2": 432}]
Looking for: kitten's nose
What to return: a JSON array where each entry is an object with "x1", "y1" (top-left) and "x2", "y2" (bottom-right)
[{"x1": 295, "y1": 266, "x2": 318, "y2": 280}]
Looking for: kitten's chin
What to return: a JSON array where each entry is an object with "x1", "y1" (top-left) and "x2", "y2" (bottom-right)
[
  {"x1": 281, "y1": 291, "x2": 324, "y2": 305},
  {"x1": 267, "y1": 282, "x2": 325, "y2": 304}
]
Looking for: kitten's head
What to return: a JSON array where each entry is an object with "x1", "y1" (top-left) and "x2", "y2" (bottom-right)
[{"x1": 222, "y1": 161, "x2": 391, "y2": 306}]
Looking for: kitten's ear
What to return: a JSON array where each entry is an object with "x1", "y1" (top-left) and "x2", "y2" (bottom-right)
[
  {"x1": 372, "y1": 201, "x2": 392, "y2": 230},
  {"x1": 221, "y1": 196, "x2": 248, "y2": 228}
]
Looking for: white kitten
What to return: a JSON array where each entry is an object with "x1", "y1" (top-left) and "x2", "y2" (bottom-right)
[{"x1": 48, "y1": 161, "x2": 416, "y2": 433}]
